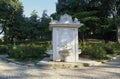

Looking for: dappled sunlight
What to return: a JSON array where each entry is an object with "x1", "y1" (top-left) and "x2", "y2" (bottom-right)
[{"x1": 0, "y1": 57, "x2": 120, "y2": 79}]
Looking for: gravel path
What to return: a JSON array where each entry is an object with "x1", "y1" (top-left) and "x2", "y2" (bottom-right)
[{"x1": 0, "y1": 57, "x2": 120, "y2": 79}]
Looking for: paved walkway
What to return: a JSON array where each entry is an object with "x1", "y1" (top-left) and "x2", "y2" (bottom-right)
[{"x1": 0, "y1": 57, "x2": 120, "y2": 79}]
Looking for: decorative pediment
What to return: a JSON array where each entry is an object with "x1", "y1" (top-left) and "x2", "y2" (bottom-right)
[
  {"x1": 50, "y1": 14, "x2": 80, "y2": 24},
  {"x1": 59, "y1": 14, "x2": 73, "y2": 24}
]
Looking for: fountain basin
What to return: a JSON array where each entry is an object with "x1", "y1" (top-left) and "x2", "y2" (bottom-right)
[{"x1": 59, "y1": 50, "x2": 73, "y2": 62}]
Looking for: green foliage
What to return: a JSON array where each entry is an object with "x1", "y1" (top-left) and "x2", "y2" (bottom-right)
[
  {"x1": 0, "y1": 41, "x2": 51, "y2": 61},
  {"x1": 105, "y1": 42, "x2": 120, "y2": 55},
  {"x1": 91, "y1": 44, "x2": 107, "y2": 59},
  {"x1": 81, "y1": 45, "x2": 92, "y2": 56},
  {"x1": 20, "y1": 10, "x2": 51, "y2": 41},
  {"x1": 81, "y1": 42, "x2": 107, "y2": 59},
  {"x1": 0, "y1": 0, "x2": 24, "y2": 42},
  {"x1": 54, "y1": 0, "x2": 120, "y2": 41},
  {"x1": 73, "y1": 11, "x2": 98, "y2": 19},
  {"x1": 0, "y1": 45, "x2": 9, "y2": 54},
  {"x1": 80, "y1": 40, "x2": 120, "y2": 60},
  {"x1": 8, "y1": 44, "x2": 47, "y2": 60},
  {"x1": 82, "y1": 17, "x2": 100, "y2": 23}
]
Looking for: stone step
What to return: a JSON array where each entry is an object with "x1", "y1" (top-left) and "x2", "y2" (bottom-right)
[{"x1": 37, "y1": 57, "x2": 102, "y2": 69}]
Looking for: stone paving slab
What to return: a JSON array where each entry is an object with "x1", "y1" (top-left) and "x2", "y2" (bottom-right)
[
  {"x1": 37, "y1": 57, "x2": 102, "y2": 69},
  {"x1": 0, "y1": 55, "x2": 102, "y2": 69}
]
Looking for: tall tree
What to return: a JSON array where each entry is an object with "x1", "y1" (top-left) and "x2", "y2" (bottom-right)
[
  {"x1": 29, "y1": 10, "x2": 40, "y2": 40},
  {"x1": 40, "y1": 10, "x2": 51, "y2": 41},
  {"x1": 55, "y1": 0, "x2": 101, "y2": 39},
  {"x1": 0, "y1": 0, "x2": 23, "y2": 42},
  {"x1": 54, "y1": 0, "x2": 120, "y2": 41}
]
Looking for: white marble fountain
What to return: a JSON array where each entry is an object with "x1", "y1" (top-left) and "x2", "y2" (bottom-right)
[{"x1": 46, "y1": 14, "x2": 83, "y2": 62}]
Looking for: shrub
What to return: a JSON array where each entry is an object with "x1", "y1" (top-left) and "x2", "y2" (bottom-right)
[
  {"x1": 80, "y1": 42, "x2": 107, "y2": 59},
  {"x1": 0, "y1": 45, "x2": 9, "y2": 54},
  {"x1": 81, "y1": 43, "x2": 92, "y2": 56},
  {"x1": 105, "y1": 42, "x2": 120, "y2": 55},
  {"x1": 80, "y1": 40, "x2": 120, "y2": 60},
  {"x1": 8, "y1": 44, "x2": 47, "y2": 60},
  {"x1": 91, "y1": 45, "x2": 107, "y2": 59}
]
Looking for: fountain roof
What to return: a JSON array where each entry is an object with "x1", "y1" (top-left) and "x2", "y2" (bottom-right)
[{"x1": 49, "y1": 14, "x2": 83, "y2": 28}]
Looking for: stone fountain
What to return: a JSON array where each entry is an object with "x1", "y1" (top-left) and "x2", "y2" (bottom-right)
[{"x1": 46, "y1": 14, "x2": 83, "y2": 62}]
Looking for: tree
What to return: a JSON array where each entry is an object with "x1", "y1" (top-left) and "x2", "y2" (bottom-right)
[
  {"x1": 98, "y1": 0, "x2": 120, "y2": 41},
  {"x1": 54, "y1": 0, "x2": 120, "y2": 41},
  {"x1": 42, "y1": 10, "x2": 49, "y2": 19},
  {"x1": 55, "y1": 0, "x2": 101, "y2": 39},
  {"x1": 40, "y1": 10, "x2": 51, "y2": 41},
  {"x1": 20, "y1": 10, "x2": 51, "y2": 41},
  {"x1": 0, "y1": 0, "x2": 23, "y2": 42},
  {"x1": 28, "y1": 10, "x2": 40, "y2": 40}
]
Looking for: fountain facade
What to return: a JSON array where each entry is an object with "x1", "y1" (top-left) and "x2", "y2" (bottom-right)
[{"x1": 47, "y1": 14, "x2": 83, "y2": 62}]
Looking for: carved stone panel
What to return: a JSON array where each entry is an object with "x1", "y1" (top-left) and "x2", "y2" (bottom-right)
[
  {"x1": 57, "y1": 28, "x2": 75, "y2": 52},
  {"x1": 52, "y1": 27, "x2": 78, "y2": 62}
]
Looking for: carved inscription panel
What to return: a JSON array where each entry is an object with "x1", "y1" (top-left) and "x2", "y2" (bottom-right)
[{"x1": 55, "y1": 28, "x2": 76, "y2": 53}]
